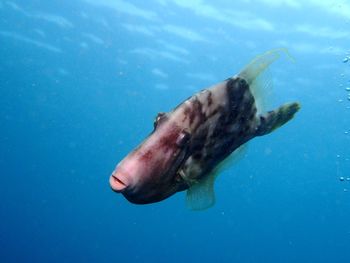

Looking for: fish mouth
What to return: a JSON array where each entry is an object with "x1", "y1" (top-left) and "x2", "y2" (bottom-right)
[{"x1": 110, "y1": 174, "x2": 128, "y2": 192}]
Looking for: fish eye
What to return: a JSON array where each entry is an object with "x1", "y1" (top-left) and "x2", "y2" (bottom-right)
[
  {"x1": 153, "y1": 112, "x2": 167, "y2": 129},
  {"x1": 239, "y1": 78, "x2": 247, "y2": 87}
]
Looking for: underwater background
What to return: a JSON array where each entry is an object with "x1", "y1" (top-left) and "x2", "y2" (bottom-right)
[{"x1": 1, "y1": 0, "x2": 350, "y2": 262}]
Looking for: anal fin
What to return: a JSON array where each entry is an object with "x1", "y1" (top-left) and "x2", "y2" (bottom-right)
[
  {"x1": 185, "y1": 144, "x2": 248, "y2": 211},
  {"x1": 186, "y1": 171, "x2": 216, "y2": 211}
]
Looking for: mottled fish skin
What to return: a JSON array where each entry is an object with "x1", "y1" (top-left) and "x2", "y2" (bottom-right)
[
  {"x1": 175, "y1": 77, "x2": 258, "y2": 185},
  {"x1": 110, "y1": 50, "x2": 300, "y2": 206}
]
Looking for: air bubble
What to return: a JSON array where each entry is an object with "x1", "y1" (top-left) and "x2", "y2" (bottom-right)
[
  {"x1": 346, "y1": 87, "x2": 350, "y2": 91},
  {"x1": 340, "y1": 176, "x2": 345, "y2": 181},
  {"x1": 343, "y1": 57, "x2": 349, "y2": 63}
]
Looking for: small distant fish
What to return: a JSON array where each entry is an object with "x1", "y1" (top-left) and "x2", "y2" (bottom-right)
[{"x1": 110, "y1": 49, "x2": 300, "y2": 210}]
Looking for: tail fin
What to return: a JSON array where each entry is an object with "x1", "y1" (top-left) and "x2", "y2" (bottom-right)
[
  {"x1": 255, "y1": 102, "x2": 300, "y2": 136},
  {"x1": 238, "y1": 48, "x2": 294, "y2": 114}
]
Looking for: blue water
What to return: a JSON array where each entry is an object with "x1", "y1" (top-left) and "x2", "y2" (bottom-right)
[{"x1": 1, "y1": 1, "x2": 350, "y2": 262}]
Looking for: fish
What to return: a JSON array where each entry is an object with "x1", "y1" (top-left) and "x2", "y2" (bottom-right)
[{"x1": 110, "y1": 49, "x2": 300, "y2": 210}]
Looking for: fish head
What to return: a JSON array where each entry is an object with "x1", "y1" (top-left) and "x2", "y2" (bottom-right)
[{"x1": 110, "y1": 122, "x2": 190, "y2": 204}]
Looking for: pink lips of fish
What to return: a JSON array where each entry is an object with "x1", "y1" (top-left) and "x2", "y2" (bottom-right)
[
  {"x1": 109, "y1": 165, "x2": 130, "y2": 193},
  {"x1": 109, "y1": 150, "x2": 148, "y2": 193}
]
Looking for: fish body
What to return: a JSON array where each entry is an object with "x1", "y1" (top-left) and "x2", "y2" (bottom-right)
[{"x1": 110, "y1": 49, "x2": 300, "y2": 209}]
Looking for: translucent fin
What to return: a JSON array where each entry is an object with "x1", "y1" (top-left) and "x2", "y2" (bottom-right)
[
  {"x1": 186, "y1": 144, "x2": 247, "y2": 211},
  {"x1": 186, "y1": 170, "x2": 216, "y2": 211},
  {"x1": 250, "y1": 69, "x2": 273, "y2": 114},
  {"x1": 238, "y1": 48, "x2": 293, "y2": 113},
  {"x1": 238, "y1": 48, "x2": 293, "y2": 85}
]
